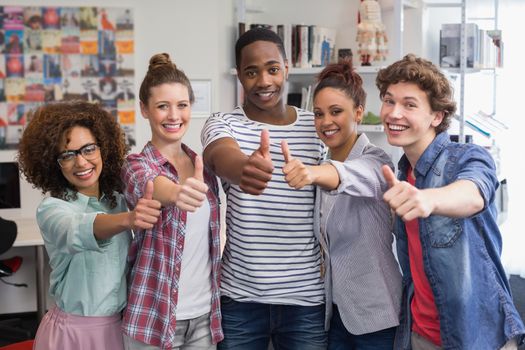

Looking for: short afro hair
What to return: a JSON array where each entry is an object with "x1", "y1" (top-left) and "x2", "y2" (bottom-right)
[{"x1": 235, "y1": 27, "x2": 286, "y2": 69}]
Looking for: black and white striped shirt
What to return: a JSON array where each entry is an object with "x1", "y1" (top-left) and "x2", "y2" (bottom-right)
[{"x1": 201, "y1": 106, "x2": 325, "y2": 305}]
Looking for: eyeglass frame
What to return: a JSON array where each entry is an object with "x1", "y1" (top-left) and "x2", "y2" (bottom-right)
[{"x1": 57, "y1": 143, "x2": 101, "y2": 168}]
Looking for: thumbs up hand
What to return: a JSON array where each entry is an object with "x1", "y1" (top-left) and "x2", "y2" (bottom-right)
[
  {"x1": 382, "y1": 165, "x2": 434, "y2": 221},
  {"x1": 239, "y1": 129, "x2": 274, "y2": 195},
  {"x1": 176, "y1": 155, "x2": 209, "y2": 212},
  {"x1": 130, "y1": 180, "x2": 162, "y2": 230},
  {"x1": 382, "y1": 165, "x2": 399, "y2": 189},
  {"x1": 281, "y1": 140, "x2": 314, "y2": 189}
]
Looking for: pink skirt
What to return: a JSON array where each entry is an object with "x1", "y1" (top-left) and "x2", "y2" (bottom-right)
[{"x1": 33, "y1": 306, "x2": 124, "y2": 350}]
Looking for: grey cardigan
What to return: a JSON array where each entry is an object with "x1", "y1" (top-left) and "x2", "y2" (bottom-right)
[{"x1": 314, "y1": 133, "x2": 402, "y2": 334}]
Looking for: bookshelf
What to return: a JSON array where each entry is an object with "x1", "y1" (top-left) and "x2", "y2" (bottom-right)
[
  {"x1": 358, "y1": 124, "x2": 385, "y2": 133},
  {"x1": 422, "y1": 0, "x2": 507, "y2": 222},
  {"x1": 230, "y1": 0, "x2": 418, "y2": 108},
  {"x1": 424, "y1": 0, "x2": 503, "y2": 144},
  {"x1": 231, "y1": 0, "x2": 417, "y2": 167}
]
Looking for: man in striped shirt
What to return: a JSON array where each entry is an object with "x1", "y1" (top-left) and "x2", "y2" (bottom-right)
[{"x1": 201, "y1": 28, "x2": 327, "y2": 349}]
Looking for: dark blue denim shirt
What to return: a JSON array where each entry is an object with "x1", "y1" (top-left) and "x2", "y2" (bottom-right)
[{"x1": 393, "y1": 132, "x2": 525, "y2": 350}]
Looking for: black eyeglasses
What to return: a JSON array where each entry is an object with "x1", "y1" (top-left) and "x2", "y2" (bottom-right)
[{"x1": 57, "y1": 143, "x2": 100, "y2": 168}]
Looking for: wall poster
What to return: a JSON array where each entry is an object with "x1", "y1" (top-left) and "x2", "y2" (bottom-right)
[{"x1": 0, "y1": 6, "x2": 135, "y2": 149}]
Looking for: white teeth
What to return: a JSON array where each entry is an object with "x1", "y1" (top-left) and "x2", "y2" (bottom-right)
[
  {"x1": 258, "y1": 92, "x2": 272, "y2": 97},
  {"x1": 324, "y1": 130, "x2": 338, "y2": 136},
  {"x1": 389, "y1": 124, "x2": 408, "y2": 131},
  {"x1": 164, "y1": 123, "x2": 181, "y2": 130},
  {"x1": 75, "y1": 169, "x2": 93, "y2": 176}
]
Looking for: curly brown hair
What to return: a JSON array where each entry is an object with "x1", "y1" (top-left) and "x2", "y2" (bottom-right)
[
  {"x1": 376, "y1": 54, "x2": 457, "y2": 134},
  {"x1": 17, "y1": 100, "x2": 128, "y2": 208},
  {"x1": 314, "y1": 58, "x2": 366, "y2": 110}
]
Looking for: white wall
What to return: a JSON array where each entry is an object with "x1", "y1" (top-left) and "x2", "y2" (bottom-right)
[
  {"x1": 0, "y1": 0, "x2": 426, "y2": 314},
  {"x1": 494, "y1": 0, "x2": 525, "y2": 277},
  {"x1": 0, "y1": 0, "x2": 237, "y2": 221},
  {"x1": 0, "y1": 0, "x2": 237, "y2": 314},
  {"x1": 1, "y1": 0, "x2": 424, "y2": 221}
]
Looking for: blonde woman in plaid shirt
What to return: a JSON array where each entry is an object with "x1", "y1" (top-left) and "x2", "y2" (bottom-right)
[{"x1": 121, "y1": 53, "x2": 222, "y2": 349}]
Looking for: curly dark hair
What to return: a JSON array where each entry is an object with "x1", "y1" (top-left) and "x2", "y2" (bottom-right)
[
  {"x1": 17, "y1": 100, "x2": 128, "y2": 208},
  {"x1": 376, "y1": 54, "x2": 457, "y2": 134},
  {"x1": 314, "y1": 58, "x2": 366, "y2": 110}
]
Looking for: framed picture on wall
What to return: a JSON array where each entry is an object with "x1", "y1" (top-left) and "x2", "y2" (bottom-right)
[
  {"x1": 190, "y1": 79, "x2": 211, "y2": 118},
  {"x1": 0, "y1": 5, "x2": 136, "y2": 150}
]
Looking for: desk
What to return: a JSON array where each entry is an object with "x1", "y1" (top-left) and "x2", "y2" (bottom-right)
[{"x1": 12, "y1": 218, "x2": 46, "y2": 322}]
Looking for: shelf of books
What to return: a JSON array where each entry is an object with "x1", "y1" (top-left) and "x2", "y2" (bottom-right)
[
  {"x1": 439, "y1": 23, "x2": 503, "y2": 70},
  {"x1": 288, "y1": 66, "x2": 383, "y2": 75},
  {"x1": 230, "y1": 66, "x2": 383, "y2": 76},
  {"x1": 442, "y1": 67, "x2": 501, "y2": 75},
  {"x1": 238, "y1": 22, "x2": 339, "y2": 70},
  {"x1": 426, "y1": 0, "x2": 505, "y2": 188},
  {"x1": 357, "y1": 124, "x2": 385, "y2": 133}
]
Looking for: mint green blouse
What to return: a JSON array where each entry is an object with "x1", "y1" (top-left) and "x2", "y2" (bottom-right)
[{"x1": 36, "y1": 191, "x2": 131, "y2": 316}]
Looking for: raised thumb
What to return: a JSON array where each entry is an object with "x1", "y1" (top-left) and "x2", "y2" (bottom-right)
[
  {"x1": 194, "y1": 155, "x2": 204, "y2": 181},
  {"x1": 259, "y1": 129, "x2": 270, "y2": 158},
  {"x1": 281, "y1": 140, "x2": 292, "y2": 163},
  {"x1": 144, "y1": 180, "x2": 154, "y2": 200},
  {"x1": 382, "y1": 165, "x2": 399, "y2": 188}
]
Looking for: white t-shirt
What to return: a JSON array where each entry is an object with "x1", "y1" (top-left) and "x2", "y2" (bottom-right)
[
  {"x1": 201, "y1": 106, "x2": 325, "y2": 306},
  {"x1": 176, "y1": 198, "x2": 212, "y2": 320}
]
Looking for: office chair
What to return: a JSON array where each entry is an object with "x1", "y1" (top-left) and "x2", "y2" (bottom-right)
[{"x1": 0, "y1": 217, "x2": 32, "y2": 342}]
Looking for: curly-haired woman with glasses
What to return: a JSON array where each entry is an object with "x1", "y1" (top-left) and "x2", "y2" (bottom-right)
[{"x1": 17, "y1": 101, "x2": 161, "y2": 350}]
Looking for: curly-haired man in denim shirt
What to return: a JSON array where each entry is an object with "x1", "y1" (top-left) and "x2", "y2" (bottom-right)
[{"x1": 377, "y1": 54, "x2": 525, "y2": 350}]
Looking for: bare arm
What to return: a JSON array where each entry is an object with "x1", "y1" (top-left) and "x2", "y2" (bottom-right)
[
  {"x1": 93, "y1": 212, "x2": 139, "y2": 240},
  {"x1": 152, "y1": 175, "x2": 181, "y2": 206},
  {"x1": 281, "y1": 140, "x2": 340, "y2": 190},
  {"x1": 307, "y1": 164, "x2": 340, "y2": 190},
  {"x1": 421, "y1": 180, "x2": 483, "y2": 217},
  {"x1": 203, "y1": 137, "x2": 249, "y2": 185},
  {"x1": 382, "y1": 165, "x2": 484, "y2": 221},
  {"x1": 153, "y1": 155, "x2": 209, "y2": 212},
  {"x1": 93, "y1": 181, "x2": 161, "y2": 240},
  {"x1": 203, "y1": 130, "x2": 274, "y2": 195}
]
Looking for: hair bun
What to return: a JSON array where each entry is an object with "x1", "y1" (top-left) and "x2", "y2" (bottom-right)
[
  {"x1": 317, "y1": 58, "x2": 356, "y2": 85},
  {"x1": 148, "y1": 53, "x2": 176, "y2": 70}
]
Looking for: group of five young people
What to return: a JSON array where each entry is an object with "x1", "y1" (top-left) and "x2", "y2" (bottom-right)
[{"x1": 16, "y1": 27, "x2": 524, "y2": 350}]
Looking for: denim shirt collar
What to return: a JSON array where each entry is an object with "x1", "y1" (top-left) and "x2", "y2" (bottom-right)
[{"x1": 398, "y1": 132, "x2": 450, "y2": 179}]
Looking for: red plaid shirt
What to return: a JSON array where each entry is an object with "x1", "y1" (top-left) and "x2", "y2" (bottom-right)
[{"x1": 121, "y1": 142, "x2": 223, "y2": 349}]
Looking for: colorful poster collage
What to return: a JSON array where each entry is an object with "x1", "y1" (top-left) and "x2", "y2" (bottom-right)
[{"x1": 0, "y1": 6, "x2": 135, "y2": 149}]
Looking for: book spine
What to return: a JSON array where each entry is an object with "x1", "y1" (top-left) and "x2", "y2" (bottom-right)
[{"x1": 299, "y1": 25, "x2": 310, "y2": 68}]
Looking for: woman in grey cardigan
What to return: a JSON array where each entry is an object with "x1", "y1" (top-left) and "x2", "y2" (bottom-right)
[{"x1": 281, "y1": 58, "x2": 402, "y2": 350}]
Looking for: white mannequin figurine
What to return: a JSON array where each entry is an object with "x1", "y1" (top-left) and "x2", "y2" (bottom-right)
[{"x1": 356, "y1": 0, "x2": 388, "y2": 66}]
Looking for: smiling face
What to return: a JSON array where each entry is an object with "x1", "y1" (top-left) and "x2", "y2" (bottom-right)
[
  {"x1": 59, "y1": 126, "x2": 102, "y2": 198},
  {"x1": 141, "y1": 82, "x2": 191, "y2": 150},
  {"x1": 237, "y1": 40, "x2": 288, "y2": 118},
  {"x1": 313, "y1": 87, "x2": 363, "y2": 161},
  {"x1": 380, "y1": 81, "x2": 444, "y2": 163}
]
